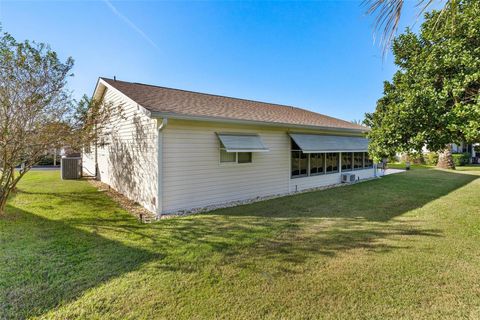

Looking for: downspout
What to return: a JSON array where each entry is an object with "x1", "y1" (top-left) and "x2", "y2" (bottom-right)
[{"x1": 156, "y1": 118, "x2": 168, "y2": 218}]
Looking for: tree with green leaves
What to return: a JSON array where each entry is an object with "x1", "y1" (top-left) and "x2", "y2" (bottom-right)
[
  {"x1": 0, "y1": 30, "x2": 120, "y2": 215},
  {"x1": 365, "y1": 0, "x2": 480, "y2": 169},
  {"x1": 0, "y1": 31, "x2": 74, "y2": 213}
]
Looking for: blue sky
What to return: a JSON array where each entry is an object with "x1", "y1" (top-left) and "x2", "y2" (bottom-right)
[{"x1": 0, "y1": 0, "x2": 421, "y2": 122}]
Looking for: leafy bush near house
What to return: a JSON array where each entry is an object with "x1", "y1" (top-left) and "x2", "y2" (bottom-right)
[
  {"x1": 401, "y1": 153, "x2": 425, "y2": 164},
  {"x1": 452, "y1": 153, "x2": 471, "y2": 166},
  {"x1": 388, "y1": 155, "x2": 399, "y2": 163},
  {"x1": 37, "y1": 155, "x2": 55, "y2": 166},
  {"x1": 413, "y1": 154, "x2": 426, "y2": 164},
  {"x1": 452, "y1": 154, "x2": 463, "y2": 166},
  {"x1": 425, "y1": 152, "x2": 439, "y2": 166}
]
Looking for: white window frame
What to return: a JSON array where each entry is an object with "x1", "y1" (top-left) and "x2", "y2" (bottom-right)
[
  {"x1": 219, "y1": 148, "x2": 253, "y2": 165},
  {"x1": 353, "y1": 152, "x2": 364, "y2": 170},
  {"x1": 325, "y1": 152, "x2": 340, "y2": 174},
  {"x1": 309, "y1": 153, "x2": 326, "y2": 176},
  {"x1": 291, "y1": 137, "x2": 342, "y2": 178},
  {"x1": 291, "y1": 149, "x2": 308, "y2": 178},
  {"x1": 292, "y1": 151, "x2": 342, "y2": 178},
  {"x1": 289, "y1": 139, "x2": 373, "y2": 178},
  {"x1": 363, "y1": 152, "x2": 374, "y2": 169},
  {"x1": 341, "y1": 152, "x2": 354, "y2": 172}
]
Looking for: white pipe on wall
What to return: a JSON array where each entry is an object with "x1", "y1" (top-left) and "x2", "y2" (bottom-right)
[{"x1": 156, "y1": 118, "x2": 168, "y2": 218}]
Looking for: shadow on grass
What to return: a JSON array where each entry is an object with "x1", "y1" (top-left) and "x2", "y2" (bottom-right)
[
  {"x1": 207, "y1": 168, "x2": 479, "y2": 220},
  {"x1": 229, "y1": 218, "x2": 444, "y2": 274},
  {"x1": 62, "y1": 214, "x2": 444, "y2": 281},
  {"x1": 1, "y1": 168, "x2": 476, "y2": 318},
  {"x1": 0, "y1": 206, "x2": 159, "y2": 320}
]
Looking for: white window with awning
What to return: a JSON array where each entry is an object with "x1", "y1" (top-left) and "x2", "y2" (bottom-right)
[
  {"x1": 217, "y1": 133, "x2": 269, "y2": 164},
  {"x1": 289, "y1": 133, "x2": 369, "y2": 153},
  {"x1": 217, "y1": 133, "x2": 269, "y2": 152},
  {"x1": 289, "y1": 133, "x2": 372, "y2": 178}
]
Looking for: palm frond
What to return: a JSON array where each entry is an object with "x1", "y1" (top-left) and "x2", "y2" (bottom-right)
[
  {"x1": 363, "y1": 0, "x2": 404, "y2": 52},
  {"x1": 363, "y1": 0, "x2": 445, "y2": 56}
]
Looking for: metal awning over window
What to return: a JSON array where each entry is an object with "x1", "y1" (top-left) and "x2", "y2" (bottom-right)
[
  {"x1": 217, "y1": 133, "x2": 269, "y2": 152},
  {"x1": 289, "y1": 133, "x2": 368, "y2": 153}
]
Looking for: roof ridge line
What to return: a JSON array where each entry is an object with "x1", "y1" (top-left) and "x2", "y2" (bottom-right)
[{"x1": 100, "y1": 77, "x2": 324, "y2": 113}]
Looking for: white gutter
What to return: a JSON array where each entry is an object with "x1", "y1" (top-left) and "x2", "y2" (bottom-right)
[
  {"x1": 301, "y1": 150, "x2": 369, "y2": 153},
  {"x1": 156, "y1": 118, "x2": 168, "y2": 218},
  {"x1": 149, "y1": 111, "x2": 369, "y2": 135},
  {"x1": 224, "y1": 149, "x2": 270, "y2": 153}
]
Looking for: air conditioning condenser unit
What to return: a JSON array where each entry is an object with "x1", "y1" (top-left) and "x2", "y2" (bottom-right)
[{"x1": 341, "y1": 173, "x2": 356, "y2": 183}]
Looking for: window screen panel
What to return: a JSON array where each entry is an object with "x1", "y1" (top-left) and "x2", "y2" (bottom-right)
[
  {"x1": 291, "y1": 151, "x2": 308, "y2": 177},
  {"x1": 310, "y1": 153, "x2": 325, "y2": 175},
  {"x1": 220, "y1": 149, "x2": 236, "y2": 163},
  {"x1": 364, "y1": 152, "x2": 374, "y2": 168},
  {"x1": 238, "y1": 152, "x2": 252, "y2": 163},
  {"x1": 342, "y1": 152, "x2": 353, "y2": 171},
  {"x1": 326, "y1": 153, "x2": 339, "y2": 173},
  {"x1": 354, "y1": 152, "x2": 364, "y2": 169}
]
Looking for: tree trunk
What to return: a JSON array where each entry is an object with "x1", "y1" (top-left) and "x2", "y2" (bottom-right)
[
  {"x1": 0, "y1": 168, "x2": 25, "y2": 215},
  {"x1": 437, "y1": 148, "x2": 455, "y2": 169},
  {"x1": 0, "y1": 189, "x2": 9, "y2": 215},
  {"x1": 94, "y1": 125, "x2": 99, "y2": 180}
]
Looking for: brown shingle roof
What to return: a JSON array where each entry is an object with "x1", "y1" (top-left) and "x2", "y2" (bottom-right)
[{"x1": 101, "y1": 78, "x2": 367, "y2": 132}]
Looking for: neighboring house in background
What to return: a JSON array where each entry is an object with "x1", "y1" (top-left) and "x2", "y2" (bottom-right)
[
  {"x1": 395, "y1": 143, "x2": 480, "y2": 165},
  {"x1": 450, "y1": 142, "x2": 479, "y2": 163},
  {"x1": 83, "y1": 78, "x2": 373, "y2": 216}
]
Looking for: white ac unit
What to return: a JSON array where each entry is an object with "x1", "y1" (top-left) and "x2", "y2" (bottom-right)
[{"x1": 341, "y1": 173, "x2": 356, "y2": 183}]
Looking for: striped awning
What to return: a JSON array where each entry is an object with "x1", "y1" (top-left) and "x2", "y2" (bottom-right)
[
  {"x1": 289, "y1": 133, "x2": 368, "y2": 153},
  {"x1": 217, "y1": 133, "x2": 269, "y2": 152}
]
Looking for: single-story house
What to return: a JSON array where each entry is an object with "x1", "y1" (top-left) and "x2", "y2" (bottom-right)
[{"x1": 83, "y1": 78, "x2": 374, "y2": 216}]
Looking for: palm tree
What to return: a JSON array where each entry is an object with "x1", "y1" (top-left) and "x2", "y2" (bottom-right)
[{"x1": 364, "y1": 0, "x2": 451, "y2": 52}]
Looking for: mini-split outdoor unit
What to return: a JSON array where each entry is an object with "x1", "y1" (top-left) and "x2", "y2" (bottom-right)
[{"x1": 341, "y1": 173, "x2": 356, "y2": 183}]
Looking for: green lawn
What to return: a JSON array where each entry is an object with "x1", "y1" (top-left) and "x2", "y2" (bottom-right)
[{"x1": 1, "y1": 168, "x2": 480, "y2": 319}]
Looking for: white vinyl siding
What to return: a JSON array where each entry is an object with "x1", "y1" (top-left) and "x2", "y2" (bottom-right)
[
  {"x1": 82, "y1": 83, "x2": 158, "y2": 213},
  {"x1": 161, "y1": 120, "x2": 290, "y2": 213},
  {"x1": 160, "y1": 120, "x2": 376, "y2": 213},
  {"x1": 82, "y1": 149, "x2": 96, "y2": 177}
]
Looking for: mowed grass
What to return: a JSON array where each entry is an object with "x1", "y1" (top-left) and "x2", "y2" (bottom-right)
[{"x1": 1, "y1": 168, "x2": 480, "y2": 319}]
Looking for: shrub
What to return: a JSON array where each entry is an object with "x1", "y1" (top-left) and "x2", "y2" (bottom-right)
[
  {"x1": 37, "y1": 155, "x2": 55, "y2": 166},
  {"x1": 388, "y1": 154, "x2": 399, "y2": 163},
  {"x1": 404, "y1": 153, "x2": 425, "y2": 164},
  {"x1": 452, "y1": 153, "x2": 471, "y2": 166},
  {"x1": 425, "y1": 152, "x2": 439, "y2": 166}
]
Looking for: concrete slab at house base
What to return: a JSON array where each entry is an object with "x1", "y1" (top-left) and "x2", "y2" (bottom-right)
[
  {"x1": 158, "y1": 175, "x2": 380, "y2": 218},
  {"x1": 383, "y1": 169, "x2": 406, "y2": 176}
]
